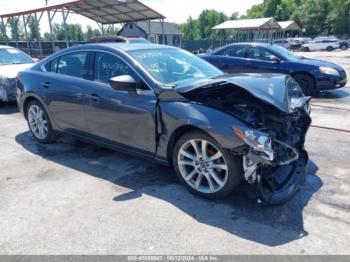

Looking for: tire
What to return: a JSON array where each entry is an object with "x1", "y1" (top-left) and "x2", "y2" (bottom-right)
[
  {"x1": 326, "y1": 46, "x2": 334, "y2": 52},
  {"x1": 293, "y1": 73, "x2": 317, "y2": 96},
  {"x1": 26, "y1": 100, "x2": 55, "y2": 144},
  {"x1": 172, "y1": 130, "x2": 243, "y2": 199},
  {"x1": 303, "y1": 47, "x2": 310, "y2": 52},
  {"x1": 340, "y1": 44, "x2": 348, "y2": 50}
]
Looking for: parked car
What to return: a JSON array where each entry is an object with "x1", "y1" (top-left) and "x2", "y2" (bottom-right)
[
  {"x1": 17, "y1": 43, "x2": 312, "y2": 205},
  {"x1": 339, "y1": 39, "x2": 350, "y2": 50},
  {"x1": 200, "y1": 43, "x2": 347, "y2": 95},
  {"x1": 301, "y1": 38, "x2": 340, "y2": 52},
  {"x1": 88, "y1": 36, "x2": 150, "y2": 44},
  {"x1": 272, "y1": 39, "x2": 292, "y2": 49},
  {"x1": 0, "y1": 45, "x2": 35, "y2": 102}
]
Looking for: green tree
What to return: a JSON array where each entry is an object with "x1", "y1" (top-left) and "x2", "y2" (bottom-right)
[{"x1": 8, "y1": 17, "x2": 23, "y2": 40}]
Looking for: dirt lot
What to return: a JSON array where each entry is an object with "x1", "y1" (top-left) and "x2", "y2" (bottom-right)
[{"x1": 0, "y1": 50, "x2": 350, "y2": 255}]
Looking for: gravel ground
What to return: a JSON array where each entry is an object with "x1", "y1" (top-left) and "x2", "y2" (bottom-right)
[{"x1": 0, "y1": 50, "x2": 349, "y2": 255}]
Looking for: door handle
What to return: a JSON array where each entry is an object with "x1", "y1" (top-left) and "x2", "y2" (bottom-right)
[
  {"x1": 41, "y1": 81, "x2": 50, "y2": 88},
  {"x1": 86, "y1": 94, "x2": 100, "y2": 104}
]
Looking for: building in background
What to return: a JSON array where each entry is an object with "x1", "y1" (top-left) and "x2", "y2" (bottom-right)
[{"x1": 118, "y1": 21, "x2": 183, "y2": 47}]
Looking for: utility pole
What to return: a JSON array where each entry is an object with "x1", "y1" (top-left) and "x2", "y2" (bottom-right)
[{"x1": 45, "y1": 0, "x2": 48, "y2": 5}]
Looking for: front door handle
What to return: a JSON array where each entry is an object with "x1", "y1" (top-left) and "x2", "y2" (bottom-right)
[
  {"x1": 86, "y1": 94, "x2": 100, "y2": 104},
  {"x1": 41, "y1": 81, "x2": 50, "y2": 88}
]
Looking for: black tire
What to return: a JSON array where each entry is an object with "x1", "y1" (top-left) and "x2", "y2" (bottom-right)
[
  {"x1": 340, "y1": 44, "x2": 348, "y2": 50},
  {"x1": 326, "y1": 46, "x2": 334, "y2": 51},
  {"x1": 26, "y1": 100, "x2": 55, "y2": 144},
  {"x1": 303, "y1": 47, "x2": 310, "y2": 52},
  {"x1": 293, "y1": 73, "x2": 317, "y2": 96},
  {"x1": 172, "y1": 130, "x2": 243, "y2": 199}
]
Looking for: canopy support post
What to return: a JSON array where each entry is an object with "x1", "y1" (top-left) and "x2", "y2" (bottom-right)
[
  {"x1": 62, "y1": 8, "x2": 69, "y2": 48},
  {"x1": 34, "y1": 12, "x2": 43, "y2": 56},
  {"x1": 22, "y1": 14, "x2": 31, "y2": 56},
  {"x1": 47, "y1": 10, "x2": 57, "y2": 53}
]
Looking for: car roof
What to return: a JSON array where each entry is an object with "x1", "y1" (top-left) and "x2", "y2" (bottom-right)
[
  {"x1": 224, "y1": 42, "x2": 274, "y2": 48},
  {"x1": 84, "y1": 42, "x2": 175, "y2": 52},
  {"x1": 0, "y1": 45, "x2": 15, "y2": 49}
]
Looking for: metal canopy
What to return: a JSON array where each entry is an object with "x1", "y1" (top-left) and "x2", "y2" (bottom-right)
[
  {"x1": 212, "y1": 17, "x2": 282, "y2": 31},
  {"x1": 278, "y1": 21, "x2": 301, "y2": 31},
  {"x1": 0, "y1": 0, "x2": 165, "y2": 24}
]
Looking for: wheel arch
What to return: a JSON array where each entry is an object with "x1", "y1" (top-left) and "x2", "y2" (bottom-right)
[
  {"x1": 291, "y1": 71, "x2": 316, "y2": 85},
  {"x1": 22, "y1": 95, "x2": 48, "y2": 120}
]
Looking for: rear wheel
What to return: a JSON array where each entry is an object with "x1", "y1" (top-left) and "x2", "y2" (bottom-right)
[
  {"x1": 326, "y1": 46, "x2": 334, "y2": 51},
  {"x1": 172, "y1": 131, "x2": 242, "y2": 199},
  {"x1": 26, "y1": 100, "x2": 55, "y2": 143},
  {"x1": 293, "y1": 73, "x2": 317, "y2": 96},
  {"x1": 303, "y1": 47, "x2": 310, "y2": 52}
]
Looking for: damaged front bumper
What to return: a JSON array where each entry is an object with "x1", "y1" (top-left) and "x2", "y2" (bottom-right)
[{"x1": 0, "y1": 77, "x2": 16, "y2": 102}]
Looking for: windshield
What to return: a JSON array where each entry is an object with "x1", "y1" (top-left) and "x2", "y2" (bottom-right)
[
  {"x1": 270, "y1": 45, "x2": 301, "y2": 61},
  {"x1": 128, "y1": 48, "x2": 223, "y2": 86},
  {"x1": 0, "y1": 48, "x2": 34, "y2": 65}
]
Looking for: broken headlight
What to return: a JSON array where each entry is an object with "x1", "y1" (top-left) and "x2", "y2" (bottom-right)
[
  {"x1": 233, "y1": 128, "x2": 274, "y2": 161},
  {"x1": 0, "y1": 75, "x2": 9, "y2": 101},
  {"x1": 288, "y1": 77, "x2": 309, "y2": 112}
]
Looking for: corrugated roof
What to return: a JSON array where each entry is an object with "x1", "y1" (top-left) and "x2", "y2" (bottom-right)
[
  {"x1": 133, "y1": 21, "x2": 183, "y2": 35},
  {"x1": 278, "y1": 21, "x2": 301, "y2": 30},
  {"x1": 212, "y1": 17, "x2": 281, "y2": 30},
  {"x1": 0, "y1": 0, "x2": 165, "y2": 24}
]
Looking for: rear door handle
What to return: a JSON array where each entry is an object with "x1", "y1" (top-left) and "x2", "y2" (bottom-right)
[
  {"x1": 86, "y1": 94, "x2": 100, "y2": 104},
  {"x1": 41, "y1": 81, "x2": 50, "y2": 88}
]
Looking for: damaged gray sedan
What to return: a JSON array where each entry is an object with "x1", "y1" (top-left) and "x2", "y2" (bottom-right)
[{"x1": 17, "y1": 44, "x2": 311, "y2": 205}]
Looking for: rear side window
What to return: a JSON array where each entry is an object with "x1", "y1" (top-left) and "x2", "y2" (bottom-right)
[{"x1": 57, "y1": 52, "x2": 88, "y2": 78}]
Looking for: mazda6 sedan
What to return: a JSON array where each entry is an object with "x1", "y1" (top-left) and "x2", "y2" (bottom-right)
[{"x1": 17, "y1": 43, "x2": 311, "y2": 205}]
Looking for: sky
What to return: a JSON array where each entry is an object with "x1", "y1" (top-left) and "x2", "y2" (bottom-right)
[{"x1": 0, "y1": 0, "x2": 263, "y2": 33}]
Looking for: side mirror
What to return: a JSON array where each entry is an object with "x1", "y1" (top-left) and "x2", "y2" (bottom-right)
[{"x1": 109, "y1": 75, "x2": 138, "y2": 92}]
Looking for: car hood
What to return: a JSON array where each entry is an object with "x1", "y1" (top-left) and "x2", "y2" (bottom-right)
[
  {"x1": 174, "y1": 74, "x2": 293, "y2": 113},
  {"x1": 294, "y1": 58, "x2": 344, "y2": 71},
  {"x1": 0, "y1": 63, "x2": 34, "y2": 78}
]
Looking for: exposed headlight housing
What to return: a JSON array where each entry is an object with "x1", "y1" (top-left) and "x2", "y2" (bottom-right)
[
  {"x1": 0, "y1": 75, "x2": 8, "y2": 101},
  {"x1": 319, "y1": 67, "x2": 340, "y2": 76},
  {"x1": 287, "y1": 77, "x2": 310, "y2": 112},
  {"x1": 233, "y1": 128, "x2": 274, "y2": 161}
]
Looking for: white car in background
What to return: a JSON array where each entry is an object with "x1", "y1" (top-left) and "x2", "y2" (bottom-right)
[
  {"x1": 301, "y1": 38, "x2": 340, "y2": 52},
  {"x1": 0, "y1": 45, "x2": 35, "y2": 102}
]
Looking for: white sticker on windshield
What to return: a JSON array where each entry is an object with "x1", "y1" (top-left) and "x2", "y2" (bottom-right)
[{"x1": 7, "y1": 49, "x2": 20, "y2": 54}]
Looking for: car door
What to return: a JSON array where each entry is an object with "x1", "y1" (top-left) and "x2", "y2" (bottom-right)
[
  {"x1": 83, "y1": 51, "x2": 156, "y2": 154},
  {"x1": 210, "y1": 45, "x2": 249, "y2": 73},
  {"x1": 41, "y1": 51, "x2": 90, "y2": 134},
  {"x1": 246, "y1": 47, "x2": 283, "y2": 73}
]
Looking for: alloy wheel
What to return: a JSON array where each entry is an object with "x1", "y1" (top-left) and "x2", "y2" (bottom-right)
[
  {"x1": 28, "y1": 104, "x2": 48, "y2": 140},
  {"x1": 177, "y1": 139, "x2": 228, "y2": 194}
]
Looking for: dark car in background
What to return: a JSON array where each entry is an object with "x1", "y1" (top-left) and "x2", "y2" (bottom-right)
[
  {"x1": 200, "y1": 43, "x2": 347, "y2": 95},
  {"x1": 88, "y1": 36, "x2": 150, "y2": 44},
  {"x1": 339, "y1": 39, "x2": 350, "y2": 50},
  {"x1": 17, "y1": 43, "x2": 311, "y2": 205}
]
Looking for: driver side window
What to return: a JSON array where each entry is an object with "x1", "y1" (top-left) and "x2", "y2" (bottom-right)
[
  {"x1": 248, "y1": 47, "x2": 278, "y2": 62},
  {"x1": 93, "y1": 52, "x2": 148, "y2": 90}
]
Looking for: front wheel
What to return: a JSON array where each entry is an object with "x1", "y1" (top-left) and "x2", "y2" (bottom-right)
[
  {"x1": 26, "y1": 100, "x2": 55, "y2": 143},
  {"x1": 172, "y1": 131, "x2": 242, "y2": 199},
  {"x1": 293, "y1": 73, "x2": 317, "y2": 96},
  {"x1": 340, "y1": 44, "x2": 348, "y2": 50}
]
